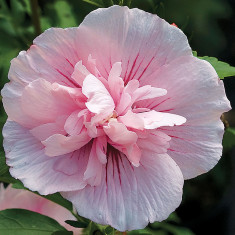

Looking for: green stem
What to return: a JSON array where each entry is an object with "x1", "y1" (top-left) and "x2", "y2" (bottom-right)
[{"x1": 30, "y1": 0, "x2": 41, "y2": 36}]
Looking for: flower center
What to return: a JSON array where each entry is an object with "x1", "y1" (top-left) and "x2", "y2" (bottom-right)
[
  {"x1": 99, "y1": 111, "x2": 118, "y2": 125},
  {"x1": 41, "y1": 59, "x2": 186, "y2": 168}
]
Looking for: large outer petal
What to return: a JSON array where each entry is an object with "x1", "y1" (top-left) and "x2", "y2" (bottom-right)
[
  {"x1": 2, "y1": 79, "x2": 81, "y2": 128},
  {"x1": 62, "y1": 151, "x2": 184, "y2": 231},
  {"x1": 1, "y1": 81, "x2": 40, "y2": 128},
  {"x1": 74, "y1": 5, "x2": 192, "y2": 81},
  {"x1": 21, "y1": 79, "x2": 79, "y2": 124},
  {"x1": 8, "y1": 28, "x2": 80, "y2": 87},
  {"x1": 138, "y1": 56, "x2": 231, "y2": 179},
  {"x1": 3, "y1": 121, "x2": 89, "y2": 195}
]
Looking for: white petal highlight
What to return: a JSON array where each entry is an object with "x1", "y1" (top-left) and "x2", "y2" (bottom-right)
[
  {"x1": 82, "y1": 74, "x2": 115, "y2": 115},
  {"x1": 137, "y1": 110, "x2": 186, "y2": 129}
]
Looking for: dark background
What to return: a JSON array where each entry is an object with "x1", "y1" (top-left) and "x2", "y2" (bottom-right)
[{"x1": 0, "y1": 1, "x2": 235, "y2": 234}]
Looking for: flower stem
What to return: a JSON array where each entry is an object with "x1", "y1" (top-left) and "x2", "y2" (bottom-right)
[{"x1": 30, "y1": 0, "x2": 41, "y2": 36}]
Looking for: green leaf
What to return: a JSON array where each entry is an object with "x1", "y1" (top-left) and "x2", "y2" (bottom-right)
[
  {"x1": 166, "y1": 212, "x2": 181, "y2": 223},
  {"x1": 0, "y1": 209, "x2": 67, "y2": 235},
  {"x1": 65, "y1": 220, "x2": 88, "y2": 228},
  {"x1": 0, "y1": 152, "x2": 9, "y2": 176},
  {"x1": 192, "y1": 51, "x2": 197, "y2": 56},
  {"x1": 223, "y1": 127, "x2": 235, "y2": 150},
  {"x1": 0, "y1": 173, "x2": 17, "y2": 184},
  {"x1": 104, "y1": 226, "x2": 115, "y2": 235},
  {"x1": 198, "y1": 56, "x2": 235, "y2": 79},
  {"x1": 127, "y1": 229, "x2": 152, "y2": 235},
  {"x1": 0, "y1": 152, "x2": 18, "y2": 184}
]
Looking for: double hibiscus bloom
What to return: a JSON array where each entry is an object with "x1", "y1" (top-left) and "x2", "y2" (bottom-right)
[{"x1": 2, "y1": 6, "x2": 230, "y2": 231}]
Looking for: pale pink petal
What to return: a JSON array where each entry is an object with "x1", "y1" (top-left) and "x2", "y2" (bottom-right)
[
  {"x1": 8, "y1": 51, "x2": 43, "y2": 85},
  {"x1": 115, "y1": 92, "x2": 132, "y2": 116},
  {"x1": 82, "y1": 74, "x2": 115, "y2": 115},
  {"x1": 160, "y1": 122, "x2": 226, "y2": 179},
  {"x1": 95, "y1": 136, "x2": 108, "y2": 164},
  {"x1": 104, "y1": 119, "x2": 137, "y2": 145},
  {"x1": 124, "y1": 143, "x2": 142, "y2": 167},
  {"x1": 3, "y1": 121, "x2": 88, "y2": 194},
  {"x1": 124, "y1": 79, "x2": 139, "y2": 95},
  {"x1": 9, "y1": 28, "x2": 81, "y2": 87},
  {"x1": 136, "y1": 110, "x2": 186, "y2": 129},
  {"x1": 132, "y1": 107, "x2": 150, "y2": 113},
  {"x1": 42, "y1": 132, "x2": 91, "y2": 157},
  {"x1": 51, "y1": 83, "x2": 85, "y2": 109},
  {"x1": 1, "y1": 82, "x2": 40, "y2": 128},
  {"x1": 71, "y1": 61, "x2": 90, "y2": 87},
  {"x1": 139, "y1": 56, "x2": 231, "y2": 178},
  {"x1": 132, "y1": 85, "x2": 167, "y2": 102},
  {"x1": 21, "y1": 79, "x2": 79, "y2": 123},
  {"x1": 118, "y1": 110, "x2": 144, "y2": 130},
  {"x1": 64, "y1": 110, "x2": 84, "y2": 136},
  {"x1": 137, "y1": 130, "x2": 170, "y2": 154},
  {"x1": 108, "y1": 62, "x2": 124, "y2": 103},
  {"x1": 87, "y1": 54, "x2": 101, "y2": 77},
  {"x1": 83, "y1": 138, "x2": 106, "y2": 186},
  {"x1": 30, "y1": 121, "x2": 66, "y2": 141},
  {"x1": 32, "y1": 28, "x2": 80, "y2": 87},
  {"x1": 63, "y1": 151, "x2": 183, "y2": 231},
  {"x1": 114, "y1": 80, "x2": 138, "y2": 115},
  {"x1": 75, "y1": 6, "x2": 191, "y2": 81},
  {"x1": 139, "y1": 57, "x2": 230, "y2": 124}
]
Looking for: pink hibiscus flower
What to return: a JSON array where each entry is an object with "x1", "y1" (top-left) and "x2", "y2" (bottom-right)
[
  {"x1": 1, "y1": 5, "x2": 230, "y2": 232},
  {"x1": 0, "y1": 184, "x2": 81, "y2": 234}
]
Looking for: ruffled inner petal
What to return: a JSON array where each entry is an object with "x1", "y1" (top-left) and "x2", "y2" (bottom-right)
[
  {"x1": 42, "y1": 132, "x2": 91, "y2": 157},
  {"x1": 82, "y1": 74, "x2": 115, "y2": 115}
]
